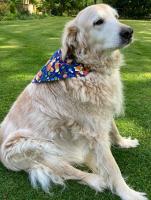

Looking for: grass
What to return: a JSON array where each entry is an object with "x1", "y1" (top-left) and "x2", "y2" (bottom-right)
[{"x1": 0, "y1": 17, "x2": 151, "y2": 200}]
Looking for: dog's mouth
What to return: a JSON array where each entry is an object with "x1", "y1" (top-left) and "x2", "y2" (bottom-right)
[{"x1": 120, "y1": 37, "x2": 133, "y2": 47}]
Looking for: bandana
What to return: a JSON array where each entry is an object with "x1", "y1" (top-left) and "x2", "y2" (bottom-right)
[{"x1": 32, "y1": 49, "x2": 90, "y2": 83}]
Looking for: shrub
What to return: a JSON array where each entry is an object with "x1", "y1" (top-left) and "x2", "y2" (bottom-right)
[
  {"x1": 104, "y1": 0, "x2": 151, "y2": 19},
  {"x1": 0, "y1": 2, "x2": 10, "y2": 20},
  {"x1": 51, "y1": 4, "x2": 63, "y2": 16}
]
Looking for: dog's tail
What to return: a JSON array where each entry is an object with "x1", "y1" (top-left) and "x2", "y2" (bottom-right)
[{"x1": 29, "y1": 164, "x2": 64, "y2": 193}]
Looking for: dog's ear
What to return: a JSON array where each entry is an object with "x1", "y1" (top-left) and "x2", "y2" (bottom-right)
[{"x1": 61, "y1": 20, "x2": 79, "y2": 60}]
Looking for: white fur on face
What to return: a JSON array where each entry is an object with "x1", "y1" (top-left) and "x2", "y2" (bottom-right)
[
  {"x1": 89, "y1": 17, "x2": 121, "y2": 51},
  {"x1": 74, "y1": 4, "x2": 131, "y2": 52}
]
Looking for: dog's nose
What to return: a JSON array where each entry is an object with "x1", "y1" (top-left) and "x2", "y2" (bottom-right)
[{"x1": 120, "y1": 27, "x2": 133, "y2": 40}]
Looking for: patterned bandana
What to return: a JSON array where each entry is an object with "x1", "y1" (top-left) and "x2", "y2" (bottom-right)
[{"x1": 32, "y1": 49, "x2": 90, "y2": 83}]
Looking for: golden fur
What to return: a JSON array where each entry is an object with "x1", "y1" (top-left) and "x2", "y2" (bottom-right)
[{"x1": 0, "y1": 4, "x2": 147, "y2": 200}]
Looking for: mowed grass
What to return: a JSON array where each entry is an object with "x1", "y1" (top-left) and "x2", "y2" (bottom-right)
[{"x1": 0, "y1": 17, "x2": 151, "y2": 200}]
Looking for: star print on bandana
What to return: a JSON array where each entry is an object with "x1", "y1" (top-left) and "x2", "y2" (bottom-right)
[{"x1": 32, "y1": 49, "x2": 90, "y2": 83}]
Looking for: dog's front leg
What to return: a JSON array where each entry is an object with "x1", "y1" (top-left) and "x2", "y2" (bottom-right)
[
  {"x1": 92, "y1": 135, "x2": 147, "y2": 200},
  {"x1": 110, "y1": 120, "x2": 139, "y2": 148}
]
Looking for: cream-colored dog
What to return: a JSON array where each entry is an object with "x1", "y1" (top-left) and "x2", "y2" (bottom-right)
[{"x1": 0, "y1": 4, "x2": 148, "y2": 200}]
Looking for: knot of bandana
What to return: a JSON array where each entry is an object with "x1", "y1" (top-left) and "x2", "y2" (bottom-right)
[{"x1": 32, "y1": 49, "x2": 90, "y2": 83}]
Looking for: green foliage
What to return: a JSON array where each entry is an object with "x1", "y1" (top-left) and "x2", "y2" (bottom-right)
[
  {"x1": 0, "y1": 2, "x2": 10, "y2": 19},
  {"x1": 43, "y1": 0, "x2": 85, "y2": 16},
  {"x1": 51, "y1": 3, "x2": 63, "y2": 16},
  {"x1": 104, "y1": 0, "x2": 151, "y2": 19},
  {"x1": 1, "y1": 0, "x2": 151, "y2": 20},
  {"x1": 9, "y1": 2, "x2": 17, "y2": 14}
]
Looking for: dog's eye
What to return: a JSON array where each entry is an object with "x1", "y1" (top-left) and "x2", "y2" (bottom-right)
[{"x1": 93, "y1": 19, "x2": 104, "y2": 26}]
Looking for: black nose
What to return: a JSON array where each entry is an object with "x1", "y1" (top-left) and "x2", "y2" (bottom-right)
[{"x1": 120, "y1": 27, "x2": 133, "y2": 40}]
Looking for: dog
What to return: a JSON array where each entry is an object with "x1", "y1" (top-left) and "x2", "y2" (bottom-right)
[{"x1": 0, "y1": 4, "x2": 148, "y2": 200}]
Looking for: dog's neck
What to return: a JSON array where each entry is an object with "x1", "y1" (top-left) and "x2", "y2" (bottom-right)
[{"x1": 74, "y1": 49, "x2": 123, "y2": 75}]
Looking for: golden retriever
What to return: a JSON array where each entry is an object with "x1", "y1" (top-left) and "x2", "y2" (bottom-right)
[{"x1": 0, "y1": 4, "x2": 148, "y2": 200}]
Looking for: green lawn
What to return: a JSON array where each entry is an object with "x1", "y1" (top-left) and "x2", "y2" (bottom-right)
[{"x1": 0, "y1": 17, "x2": 151, "y2": 200}]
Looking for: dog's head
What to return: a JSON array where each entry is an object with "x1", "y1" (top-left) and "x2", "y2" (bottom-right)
[{"x1": 62, "y1": 4, "x2": 133, "y2": 59}]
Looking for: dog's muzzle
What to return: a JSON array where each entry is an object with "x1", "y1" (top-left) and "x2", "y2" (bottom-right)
[{"x1": 120, "y1": 27, "x2": 133, "y2": 45}]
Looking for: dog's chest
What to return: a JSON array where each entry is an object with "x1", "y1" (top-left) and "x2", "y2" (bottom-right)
[{"x1": 67, "y1": 71, "x2": 123, "y2": 116}]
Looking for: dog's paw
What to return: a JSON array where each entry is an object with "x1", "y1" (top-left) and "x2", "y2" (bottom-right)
[
  {"x1": 118, "y1": 137, "x2": 139, "y2": 148},
  {"x1": 120, "y1": 189, "x2": 148, "y2": 200}
]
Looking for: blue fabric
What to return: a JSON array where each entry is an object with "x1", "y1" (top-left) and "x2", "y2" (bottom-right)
[{"x1": 32, "y1": 49, "x2": 90, "y2": 83}]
